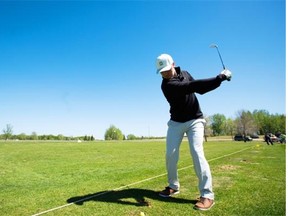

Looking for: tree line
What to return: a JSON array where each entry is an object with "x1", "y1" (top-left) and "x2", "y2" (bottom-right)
[
  {"x1": 207, "y1": 109, "x2": 285, "y2": 137},
  {"x1": 0, "y1": 125, "x2": 95, "y2": 141},
  {"x1": 104, "y1": 109, "x2": 285, "y2": 140},
  {"x1": 1, "y1": 109, "x2": 286, "y2": 141}
]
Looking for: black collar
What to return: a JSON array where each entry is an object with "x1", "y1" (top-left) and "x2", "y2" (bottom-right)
[{"x1": 175, "y1": 67, "x2": 184, "y2": 81}]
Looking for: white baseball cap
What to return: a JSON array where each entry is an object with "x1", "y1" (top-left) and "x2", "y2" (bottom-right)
[{"x1": 156, "y1": 54, "x2": 174, "y2": 74}]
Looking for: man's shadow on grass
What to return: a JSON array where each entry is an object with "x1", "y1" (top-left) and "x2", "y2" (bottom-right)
[{"x1": 67, "y1": 188, "x2": 197, "y2": 207}]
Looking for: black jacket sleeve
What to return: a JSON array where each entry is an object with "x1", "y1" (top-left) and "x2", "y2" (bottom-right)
[{"x1": 164, "y1": 74, "x2": 223, "y2": 95}]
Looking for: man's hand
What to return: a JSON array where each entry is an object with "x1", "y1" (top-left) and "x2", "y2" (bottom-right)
[{"x1": 220, "y1": 69, "x2": 232, "y2": 81}]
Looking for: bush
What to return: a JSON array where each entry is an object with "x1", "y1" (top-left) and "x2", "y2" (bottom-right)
[
  {"x1": 127, "y1": 134, "x2": 137, "y2": 140},
  {"x1": 104, "y1": 125, "x2": 124, "y2": 140}
]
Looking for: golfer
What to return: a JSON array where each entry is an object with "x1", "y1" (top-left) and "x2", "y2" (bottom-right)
[{"x1": 156, "y1": 54, "x2": 232, "y2": 211}]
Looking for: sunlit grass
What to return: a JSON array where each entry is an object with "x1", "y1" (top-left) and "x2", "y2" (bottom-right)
[{"x1": 0, "y1": 140, "x2": 285, "y2": 215}]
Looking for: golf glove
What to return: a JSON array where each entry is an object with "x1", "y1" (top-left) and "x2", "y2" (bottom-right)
[{"x1": 220, "y1": 69, "x2": 232, "y2": 81}]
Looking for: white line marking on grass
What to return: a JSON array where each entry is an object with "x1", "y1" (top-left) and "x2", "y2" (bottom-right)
[{"x1": 32, "y1": 146, "x2": 253, "y2": 216}]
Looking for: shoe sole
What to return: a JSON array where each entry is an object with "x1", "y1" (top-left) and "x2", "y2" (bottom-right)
[
  {"x1": 159, "y1": 191, "x2": 180, "y2": 198},
  {"x1": 193, "y1": 201, "x2": 215, "y2": 211}
]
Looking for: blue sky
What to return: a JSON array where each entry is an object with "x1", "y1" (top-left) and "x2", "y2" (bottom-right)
[{"x1": 0, "y1": 1, "x2": 285, "y2": 139}]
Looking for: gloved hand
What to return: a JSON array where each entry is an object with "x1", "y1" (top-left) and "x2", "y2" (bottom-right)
[{"x1": 220, "y1": 69, "x2": 232, "y2": 81}]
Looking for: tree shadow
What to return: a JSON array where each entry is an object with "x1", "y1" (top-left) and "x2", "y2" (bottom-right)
[{"x1": 67, "y1": 188, "x2": 197, "y2": 207}]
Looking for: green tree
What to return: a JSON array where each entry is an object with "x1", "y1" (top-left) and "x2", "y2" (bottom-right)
[
  {"x1": 3, "y1": 124, "x2": 13, "y2": 140},
  {"x1": 57, "y1": 134, "x2": 64, "y2": 140},
  {"x1": 252, "y1": 110, "x2": 270, "y2": 135},
  {"x1": 211, "y1": 114, "x2": 226, "y2": 135},
  {"x1": 31, "y1": 132, "x2": 38, "y2": 140},
  {"x1": 84, "y1": 135, "x2": 88, "y2": 141},
  {"x1": 127, "y1": 134, "x2": 137, "y2": 140},
  {"x1": 17, "y1": 133, "x2": 26, "y2": 140},
  {"x1": 251, "y1": 110, "x2": 286, "y2": 135},
  {"x1": 104, "y1": 125, "x2": 124, "y2": 140},
  {"x1": 271, "y1": 114, "x2": 286, "y2": 134},
  {"x1": 225, "y1": 118, "x2": 236, "y2": 137}
]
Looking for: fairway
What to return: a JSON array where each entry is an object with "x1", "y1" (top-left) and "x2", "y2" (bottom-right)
[{"x1": 0, "y1": 140, "x2": 285, "y2": 216}]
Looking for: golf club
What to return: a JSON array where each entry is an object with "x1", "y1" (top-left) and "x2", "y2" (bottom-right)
[{"x1": 210, "y1": 44, "x2": 225, "y2": 70}]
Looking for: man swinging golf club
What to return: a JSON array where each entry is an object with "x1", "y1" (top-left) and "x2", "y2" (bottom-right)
[{"x1": 156, "y1": 53, "x2": 232, "y2": 211}]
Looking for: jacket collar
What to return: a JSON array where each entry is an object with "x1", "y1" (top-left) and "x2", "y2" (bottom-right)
[{"x1": 175, "y1": 67, "x2": 184, "y2": 81}]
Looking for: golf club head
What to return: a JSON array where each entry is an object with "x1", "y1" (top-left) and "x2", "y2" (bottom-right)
[{"x1": 210, "y1": 44, "x2": 218, "y2": 49}]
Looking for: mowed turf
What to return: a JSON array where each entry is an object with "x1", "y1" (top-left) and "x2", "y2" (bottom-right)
[{"x1": 0, "y1": 140, "x2": 285, "y2": 216}]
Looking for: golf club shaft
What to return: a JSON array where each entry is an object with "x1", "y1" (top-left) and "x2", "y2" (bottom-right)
[{"x1": 215, "y1": 47, "x2": 225, "y2": 70}]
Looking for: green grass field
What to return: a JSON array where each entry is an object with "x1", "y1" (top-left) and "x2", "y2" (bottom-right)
[{"x1": 0, "y1": 140, "x2": 285, "y2": 216}]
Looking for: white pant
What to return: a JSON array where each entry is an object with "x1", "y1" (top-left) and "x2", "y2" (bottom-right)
[{"x1": 166, "y1": 119, "x2": 214, "y2": 200}]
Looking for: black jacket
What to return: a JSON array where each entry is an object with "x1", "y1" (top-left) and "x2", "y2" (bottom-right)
[{"x1": 161, "y1": 67, "x2": 224, "y2": 122}]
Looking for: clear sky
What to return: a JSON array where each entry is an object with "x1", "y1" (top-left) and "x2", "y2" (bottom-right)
[{"x1": 0, "y1": 0, "x2": 285, "y2": 139}]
